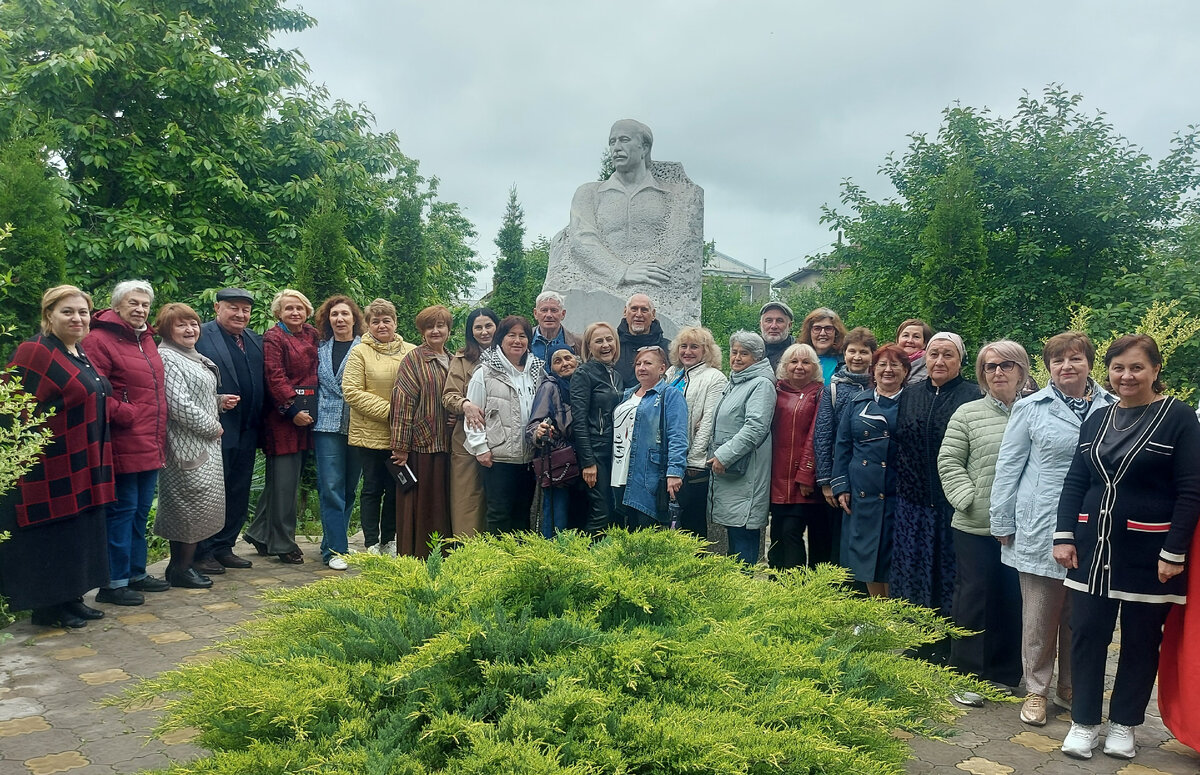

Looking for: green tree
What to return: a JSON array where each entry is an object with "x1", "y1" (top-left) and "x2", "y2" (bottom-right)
[
  {"x1": 701, "y1": 278, "x2": 761, "y2": 366},
  {"x1": 0, "y1": 140, "x2": 67, "y2": 344},
  {"x1": 520, "y1": 236, "x2": 551, "y2": 316},
  {"x1": 294, "y1": 201, "x2": 353, "y2": 308},
  {"x1": 917, "y1": 164, "x2": 987, "y2": 348},
  {"x1": 814, "y1": 85, "x2": 1200, "y2": 350},
  {"x1": 376, "y1": 166, "x2": 481, "y2": 341},
  {"x1": 0, "y1": 0, "x2": 473, "y2": 309},
  {"x1": 489, "y1": 185, "x2": 527, "y2": 318}
]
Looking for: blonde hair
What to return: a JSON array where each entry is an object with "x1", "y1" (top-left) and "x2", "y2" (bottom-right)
[
  {"x1": 669, "y1": 326, "x2": 721, "y2": 369},
  {"x1": 269, "y1": 288, "x2": 313, "y2": 320},
  {"x1": 582, "y1": 322, "x2": 620, "y2": 363},
  {"x1": 41, "y1": 285, "x2": 93, "y2": 335},
  {"x1": 776, "y1": 342, "x2": 820, "y2": 381},
  {"x1": 976, "y1": 339, "x2": 1030, "y2": 388}
]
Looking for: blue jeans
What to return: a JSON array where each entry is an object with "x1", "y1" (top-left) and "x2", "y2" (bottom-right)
[
  {"x1": 726, "y1": 526, "x2": 761, "y2": 565},
  {"x1": 540, "y1": 487, "x2": 571, "y2": 538},
  {"x1": 314, "y1": 432, "x2": 362, "y2": 562},
  {"x1": 105, "y1": 469, "x2": 159, "y2": 588}
]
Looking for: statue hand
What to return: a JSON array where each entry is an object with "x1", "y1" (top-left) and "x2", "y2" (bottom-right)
[{"x1": 622, "y1": 264, "x2": 670, "y2": 286}]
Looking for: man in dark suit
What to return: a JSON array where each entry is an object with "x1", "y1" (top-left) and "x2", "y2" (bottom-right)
[{"x1": 193, "y1": 288, "x2": 264, "y2": 574}]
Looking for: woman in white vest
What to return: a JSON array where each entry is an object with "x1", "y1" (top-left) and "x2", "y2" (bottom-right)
[{"x1": 464, "y1": 316, "x2": 544, "y2": 533}]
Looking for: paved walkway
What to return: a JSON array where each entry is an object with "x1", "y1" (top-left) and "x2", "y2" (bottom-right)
[{"x1": 2, "y1": 538, "x2": 1198, "y2": 775}]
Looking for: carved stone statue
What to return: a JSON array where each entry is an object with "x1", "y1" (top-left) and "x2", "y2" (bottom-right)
[{"x1": 545, "y1": 119, "x2": 703, "y2": 337}]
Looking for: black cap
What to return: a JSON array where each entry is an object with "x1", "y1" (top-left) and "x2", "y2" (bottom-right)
[
  {"x1": 759, "y1": 300, "x2": 793, "y2": 319},
  {"x1": 215, "y1": 288, "x2": 254, "y2": 304}
]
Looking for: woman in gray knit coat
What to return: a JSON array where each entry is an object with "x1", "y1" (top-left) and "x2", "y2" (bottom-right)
[{"x1": 155, "y1": 303, "x2": 226, "y2": 589}]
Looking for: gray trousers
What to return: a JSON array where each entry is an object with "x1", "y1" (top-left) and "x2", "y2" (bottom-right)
[
  {"x1": 1018, "y1": 571, "x2": 1072, "y2": 698},
  {"x1": 245, "y1": 452, "x2": 304, "y2": 555}
]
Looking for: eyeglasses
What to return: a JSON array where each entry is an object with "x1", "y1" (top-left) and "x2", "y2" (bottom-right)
[
  {"x1": 811, "y1": 325, "x2": 835, "y2": 334},
  {"x1": 983, "y1": 360, "x2": 1018, "y2": 374},
  {"x1": 637, "y1": 346, "x2": 665, "y2": 354}
]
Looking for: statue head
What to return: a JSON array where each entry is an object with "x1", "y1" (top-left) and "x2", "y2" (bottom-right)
[{"x1": 609, "y1": 119, "x2": 653, "y2": 174}]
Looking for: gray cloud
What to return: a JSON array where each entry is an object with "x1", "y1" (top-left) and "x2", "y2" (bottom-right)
[{"x1": 280, "y1": 0, "x2": 1200, "y2": 293}]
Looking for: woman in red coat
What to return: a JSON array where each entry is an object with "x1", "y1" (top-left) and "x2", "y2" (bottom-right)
[
  {"x1": 0, "y1": 286, "x2": 114, "y2": 628},
  {"x1": 769, "y1": 342, "x2": 824, "y2": 569},
  {"x1": 243, "y1": 289, "x2": 319, "y2": 564},
  {"x1": 86, "y1": 280, "x2": 169, "y2": 606}
]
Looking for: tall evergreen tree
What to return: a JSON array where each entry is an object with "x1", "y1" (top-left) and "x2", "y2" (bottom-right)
[
  {"x1": 917, "y1": 164, "x2": 987, "y2": 350},
  {"x1": 0, "y1": 140, "x2": 67, "y2": 344},
  {"x1": 489, "y1": 186, "x2": 527, "y2": 318},
  {"x1": 295, "y1": 202, "x2": 352, "y2": 308}
]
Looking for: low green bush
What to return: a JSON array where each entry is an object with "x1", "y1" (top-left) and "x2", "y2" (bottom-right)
[{"x1": 121, "y1": 529, "x2": 981, "y2": 774}]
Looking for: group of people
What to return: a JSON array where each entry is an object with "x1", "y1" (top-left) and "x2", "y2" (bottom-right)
[{"x1": 2, "y1": 282, "x2": 1198, "y2": 762}]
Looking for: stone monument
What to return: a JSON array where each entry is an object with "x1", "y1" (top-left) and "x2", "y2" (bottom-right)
[{"x1": 545, "y1": 119, "x2": 703, "y2": 337}]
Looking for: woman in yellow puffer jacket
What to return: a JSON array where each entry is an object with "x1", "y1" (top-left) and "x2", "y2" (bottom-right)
[{"x1": 342, "y1": 298, "x2": 414, "y2": 555}]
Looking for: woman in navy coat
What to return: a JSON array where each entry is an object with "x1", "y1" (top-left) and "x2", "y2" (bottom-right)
[{"x1": 831, "y1": 344, "x2": 910, "y2": 597}]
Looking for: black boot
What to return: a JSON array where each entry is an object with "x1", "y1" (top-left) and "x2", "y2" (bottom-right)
[
  {"x1": 30, "y1": 604, "x2": 87, "y2": 628},
  {"x1": 167, "y1": 566, "x2": 213, "y2": 589},
  {"x1": 63, "y1": 598, "x2": 105, "y2": 620}
]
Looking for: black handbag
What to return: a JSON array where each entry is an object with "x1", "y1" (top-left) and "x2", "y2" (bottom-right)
[{"x1": 533, "y1": 423, "x2": 579, "y2": 488}]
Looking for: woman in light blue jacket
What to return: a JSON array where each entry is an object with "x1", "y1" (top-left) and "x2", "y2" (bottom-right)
[
  {"x1": 707, "y1": 331, "x2": 776, "y2": 564},
  {"x1": 312, "y1": 295, "x2": 364, "y2": 570},
  {"x1": 990, "y1": 332, "x2": 1114, "y2": 727}
]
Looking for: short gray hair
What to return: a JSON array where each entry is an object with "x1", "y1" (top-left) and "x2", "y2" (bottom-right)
[
  {"x1": 625, "y1": 293, "x2": 655, "y2": 310},
  {"x1": 535, "y1": 290, "x2": 564, "y2": 307},
  {"x1": 111, "y1": 280, "x2": 154, "y2": 307},
  {"x1": 728, "y1": 330, "x2": 765, "y2": 361}
]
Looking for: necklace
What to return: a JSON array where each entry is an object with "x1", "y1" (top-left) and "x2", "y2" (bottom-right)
[{"x1": 1111, "y1": 402, "x2": 1151, "y2": 432}]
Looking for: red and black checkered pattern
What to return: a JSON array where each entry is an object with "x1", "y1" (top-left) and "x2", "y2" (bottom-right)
[{"x1": 6, "y1": 335, "x2": 115, "y2": 527}]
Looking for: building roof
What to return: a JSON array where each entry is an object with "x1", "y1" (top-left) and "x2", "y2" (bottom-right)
[
  {"x1": 704, "y1": 250, "x2": 772, "y2": 281},
  {"x1": 773, "y1": 264, "x2": 823, "y2": 288}
]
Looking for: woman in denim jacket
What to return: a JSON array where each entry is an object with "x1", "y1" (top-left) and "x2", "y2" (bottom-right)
[{"x1": 610, "y1": 346, "x2": 688, "y2": 528}]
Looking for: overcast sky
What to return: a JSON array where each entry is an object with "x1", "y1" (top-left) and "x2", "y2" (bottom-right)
[{"x1": 276, "y1": 1, "x2": 1199, "y2": 295}]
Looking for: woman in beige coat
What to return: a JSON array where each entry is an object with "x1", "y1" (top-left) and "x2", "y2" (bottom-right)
[
  {"x1": 342, "y1": 299, "x2": 414, "y2": 555},
  {"x1": 441, "y1": 307, "x2": 498, "y2": 537}
]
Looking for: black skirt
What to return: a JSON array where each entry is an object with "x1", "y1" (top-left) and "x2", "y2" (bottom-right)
[{"x1": 0, "y1": 497, "x2": 110, "y2": 611}]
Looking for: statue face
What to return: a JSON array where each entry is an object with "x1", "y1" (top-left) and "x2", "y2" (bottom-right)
[
  {"x1": 624, "y1": 295, "x2": 655, "y2": 335},
  {"x1": 609, "y1": 122, "x2": 647, "y2": 174}
]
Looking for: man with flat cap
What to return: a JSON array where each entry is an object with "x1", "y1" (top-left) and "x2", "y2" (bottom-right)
[
  {"x1": 193, "y1": 288, "x2": 264, "y2": 575},
  {"x1": 760, "y1": 300, "x2": 796, "y2": 372}
]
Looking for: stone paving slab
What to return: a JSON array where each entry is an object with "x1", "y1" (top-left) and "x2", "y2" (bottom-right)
[{"x1": 3, "y1": 535, "x2": 1199, "y2": 774}]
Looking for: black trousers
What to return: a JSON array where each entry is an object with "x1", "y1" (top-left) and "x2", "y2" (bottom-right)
[
  {"x1": 950, "y1": 529, "x2": 1023, "y2": 687},
  {"x1": 482, "y1": 461, "x2": 535, "y2": 534},
  {"x1": 675, "y1": 468, "x2": 710, "y2": 539},
  {"x1": 197, "y1": 432, "x2": 257, "y2": 560},
  {"x1": 1070, "y1": 590, "x2": 1172, "y2": 726},
  {"x1": 582, "y1": 456, "x2": 617, "y2": 534},
  {"x1": 358, "y1": 448, "x2": 397, "y2": 548},
  {"x1": 768, "y1": 501, "x2": 831, "y2": 570}
]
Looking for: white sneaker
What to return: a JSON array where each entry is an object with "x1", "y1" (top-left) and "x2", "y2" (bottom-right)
[
  {"x1": 365, "y1": 544, "x2": 381, "y2": 556},
  {"x1": 1061, "y1": 722, "x2": 1100, "y2": 759},
  {"x1": 953, "y1": 691, "x2": 985, "y2": 707},
  {"x1": 384, "y1": 540, "x2": 397, "y2": 557},
  {"x1": 326, "y1": 556, "x2": 349, "y2": 571},
  {"x1": 1103, "y1": 722, "x2": 1136, "y2": 759}
]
